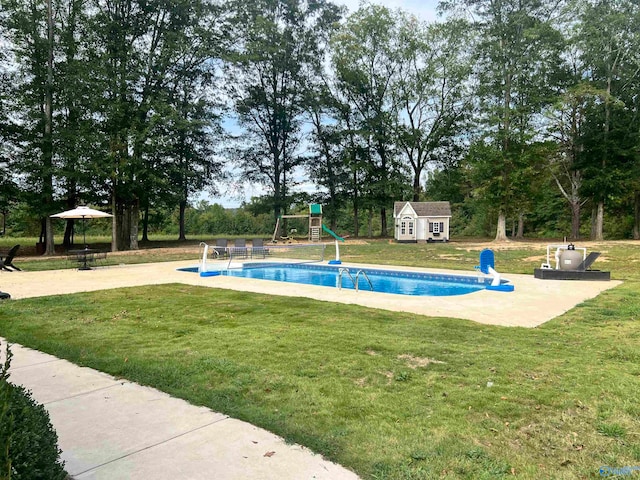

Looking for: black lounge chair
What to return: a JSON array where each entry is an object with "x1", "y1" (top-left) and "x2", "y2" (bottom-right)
[
  {"x1": 0, "y1": 245, "x2": 21, "y2": 272},
  {"x1": 231, "y1": 238, "x2": 248, "y2": 258},
  {"x1": 251, "y1": 238, "x2": 269, "y2": 258},
  {"x1": 212, "y1": 238, "x2": 228, "y2": 258}
]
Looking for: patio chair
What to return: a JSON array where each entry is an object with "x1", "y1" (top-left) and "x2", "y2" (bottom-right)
[
  {"x1": 212, "y1": 238, "x2": 228, "y2": 258},
  {"x1": 251, "y1": 238, "x2": 269, "y2": 259},
  {"x1": 231, "y1": 238, "x2": 248, "y2": 259},
  {"x1": 0, "y1": 245, "x2": 21, "y2": 272}
]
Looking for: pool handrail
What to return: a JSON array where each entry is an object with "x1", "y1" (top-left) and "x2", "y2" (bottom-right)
[
  {"x1": 338, "y1": 267, "x2": 355, "y2": 290},
  {"x1": 355, "y1": 270, "x2": 373, "y2": 291}
]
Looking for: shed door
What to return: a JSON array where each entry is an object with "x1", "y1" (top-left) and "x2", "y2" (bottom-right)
[{"x1": 398, "y1": 216, "x2": 415, "y2": 241}]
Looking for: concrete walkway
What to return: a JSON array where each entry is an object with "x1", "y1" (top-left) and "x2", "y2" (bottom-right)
[{"x1": 2, "y1": 339, "x2": 359, "y2": 480}]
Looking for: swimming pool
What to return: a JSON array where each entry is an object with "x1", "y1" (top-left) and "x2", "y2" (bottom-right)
[{"x1": 180, "y1": 262, "x2": 512, "y2": 296}]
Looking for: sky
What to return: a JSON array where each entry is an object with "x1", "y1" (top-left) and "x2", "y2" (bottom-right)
[
  {"x1": 336, "y1": 0, "x2": 440, "y2": 22},
  {"x1": 206, "y1": 0, "x2": 442, "y2": 208}
]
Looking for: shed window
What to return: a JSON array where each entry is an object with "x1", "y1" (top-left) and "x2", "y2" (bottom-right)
[
  {"x1": 401, "y1": 216, "x2": 414, "y2": 236},
  {"x1": 429, "y1": 221, "x2": 445, "y2": 234}
]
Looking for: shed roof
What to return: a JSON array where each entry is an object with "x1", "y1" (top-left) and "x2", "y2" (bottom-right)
[{"x1": 394, "y1": 201, "x2": 451, "y2": 218}]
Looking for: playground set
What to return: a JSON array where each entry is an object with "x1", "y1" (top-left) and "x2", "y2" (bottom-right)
[
  {"x1": 271, "y1": 204, "x2": 344, "y2": 264},
  {"x1": 271, "y1": 203, "x2": 324, "y2": 243}
]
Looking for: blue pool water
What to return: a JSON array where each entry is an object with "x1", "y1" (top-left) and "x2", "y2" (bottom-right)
[{"x1": 180, "y1": 263, "x2": 506, "y2": 296}]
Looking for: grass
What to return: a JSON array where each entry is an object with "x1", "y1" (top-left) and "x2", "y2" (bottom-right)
[{"x1": 1, "y1": 238, "x2": 640, "y2": 479}]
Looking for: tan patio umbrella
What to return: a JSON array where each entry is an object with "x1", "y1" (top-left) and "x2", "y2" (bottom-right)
[{"x1": 51, "y1": 206, "x2": 112, "y2": 248}]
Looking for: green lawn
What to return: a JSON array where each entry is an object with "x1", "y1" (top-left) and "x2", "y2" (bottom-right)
[{"x1": 1, "y1": 239, "x2": 640, "y2": 479}]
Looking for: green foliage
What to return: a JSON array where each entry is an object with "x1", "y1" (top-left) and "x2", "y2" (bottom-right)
[
  {"x1": 330, "y1": 5, "x2": 411, "y2": 236},
  {"x1": 0, "y1": 342, "x2": 13, "y2": 478},
  {"x1": 182, "y1": 203, "x2": 273, "y2": 236},
  {"x1": 1, "y1": 0, "x2": 640, "y2": 244},
  {"x1": 226, "y1": 0, "x2": 342, "y2": 223},
  {"x1": 0, "y1": 342, "x2": 66, "y2": 480}
]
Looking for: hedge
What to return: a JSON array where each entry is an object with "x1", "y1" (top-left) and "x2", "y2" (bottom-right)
[{"x1": 0, "y1": 342, "x2": 67, "y2": 480}]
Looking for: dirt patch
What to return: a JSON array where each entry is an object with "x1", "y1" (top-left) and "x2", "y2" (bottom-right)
[
  {"x1": 365, "y1": 349, "x2": 379, "y2": 356},
  {"x1": 523, "y1": 255, "x2": 546, "y2": 262},
  {"x1": 354, "y1": 377, "x2": 367, "y2": 387},
  {"x1": 398, "y1": 354, "x2": 445, "y2": 369}
]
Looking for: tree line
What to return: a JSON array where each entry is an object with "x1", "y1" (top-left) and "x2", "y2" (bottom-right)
[{"x1": 1, "y1": 0, "x2": 639, "y2": 251}]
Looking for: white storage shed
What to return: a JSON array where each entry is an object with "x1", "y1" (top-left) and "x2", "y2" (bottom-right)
[{"x1": 393, "y1": 201, "x2": 452, "y2": 243}]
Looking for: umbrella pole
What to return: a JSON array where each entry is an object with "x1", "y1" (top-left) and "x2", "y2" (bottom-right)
[
  {"x1": 83, "y1": 216, "x2": 87, "y2": 249},
  {"x1": 79, "y1": 217, "x2": 91, "y2": 270}
]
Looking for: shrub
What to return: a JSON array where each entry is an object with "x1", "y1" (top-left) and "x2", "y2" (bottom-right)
[{"x1": 0, "y1": 342, "x2": 67, "y2": 480}]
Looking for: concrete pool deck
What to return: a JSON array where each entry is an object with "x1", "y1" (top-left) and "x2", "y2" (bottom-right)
[{"x1": 0, "y1": 260, "x2": 621, "y2": 327}]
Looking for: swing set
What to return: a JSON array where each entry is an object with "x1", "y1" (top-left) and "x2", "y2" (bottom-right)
[{"x1": 271, "y1": 204, "x2": 324, "y2": 243}]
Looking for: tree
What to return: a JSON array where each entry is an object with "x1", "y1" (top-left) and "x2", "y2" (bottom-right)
[
  {"x1": 1, "y1": 0, "x2": 58, "y2": 254},
  {"x1": 142, "y1": 1, "x2": 224, "y2": 241},
  {"x1": 305, "y1": 85, "x2": 351, "y2": 231},
  {"x1": 577, "y1": 0, "x2": 640, "y2": 240},
  {"x1": 545, "y1": 84, "x2": 603, "y2": 239},
  {"x1": 55, "y1": 0, "x2": 104, "y2": 249},
  {"x1": 393, "y1": 17, "x2": 473, "y2": 201},
  {"x1": 226, "y1": 0, "x2": 342, "y2": 230},
  {"x1": 86, "y1": 0, "x2": 218, "y2": 250},
  {"x1": 442, "y1": 0, "x2": 565, "y2": 241},
  {"x1": 331, "y1": 4, "x2": 409, "y2": 236}
]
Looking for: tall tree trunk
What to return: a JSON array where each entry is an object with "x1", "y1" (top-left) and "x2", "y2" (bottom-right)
[
  {"x1": 412, "y1": 173, "x2": 421, "y2": 202},
  {"x1": 43, "y1": 0, "x2": 55, "y2": 256},
  {"x1": 380, "y1": 206, "x2": 387, "y2": 237},
  {"x1": 116, "y1": 203, "x2": 128, "y2": 251},
  {"x1": 129, "y1": 200, "x2": 139, "y2": 250},
  {"x1": 368, "y1": 209, "x2": 373, "y2": 237},
  {"x1": 115, "y1": 202, "x2": 134, "y2": 250},
  {"x1": 329, "y1": 183, "x2": 337, "y2": 232},
  {"x1": 590, "y1": 204, "x2": 597, "y2": 240},
  {"x1": 593, "y1": 76, "x2": 612, "y2": 242},
  {"x1": 63, "y1": 220, "x2": 75, "y2": 249},
  {"x1": 111, "y1": 188, "x2": 118, "y2": 252},
  {"x1": 44, "y1": 218, "x2": 54, "y2": 254},
  {"x1": 516, "y1": 213, "x2": 524, "y2": 239},
  {"x1": 179, "y1": 199, "x2": 187, "y2": 241},
  {"x1": 352, "y1": 171, "x2": 359, "y2": 238},
  {"x1": 142, "y1": 201, "x2": 149, "y2": 242},
  {"x1": 634, "y1": 192, "x2": 640, "y2": 240},
  {"x1": 593, "y1": 201, "x2": 604, "y2": 241},
  {"x1": 570, "y1": 201, "x2": 581, "y2": 240},
  {"x1": 494, "y1": 210, "x2": 508, "y2": 241}
]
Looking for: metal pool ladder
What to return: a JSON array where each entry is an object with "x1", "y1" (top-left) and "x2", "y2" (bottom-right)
[
  {"x1": 338, "y1": 267, "x2": 354, "y2": 290},
  {"x1": 355, "y1": 270, "x2": 373, "y2": 291},
  {"x1": 338, "y1": 267, "x2": 373, "y2": 291}
]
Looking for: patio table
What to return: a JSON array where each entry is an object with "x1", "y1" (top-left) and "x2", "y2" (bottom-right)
[{"x1": 68, "y1": 248, "x2": 101, "y2": 271}]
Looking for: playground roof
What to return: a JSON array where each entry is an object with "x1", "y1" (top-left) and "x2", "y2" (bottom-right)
[{"x1": 309, "y1": 204, "x2": 322, "y2": 215}]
